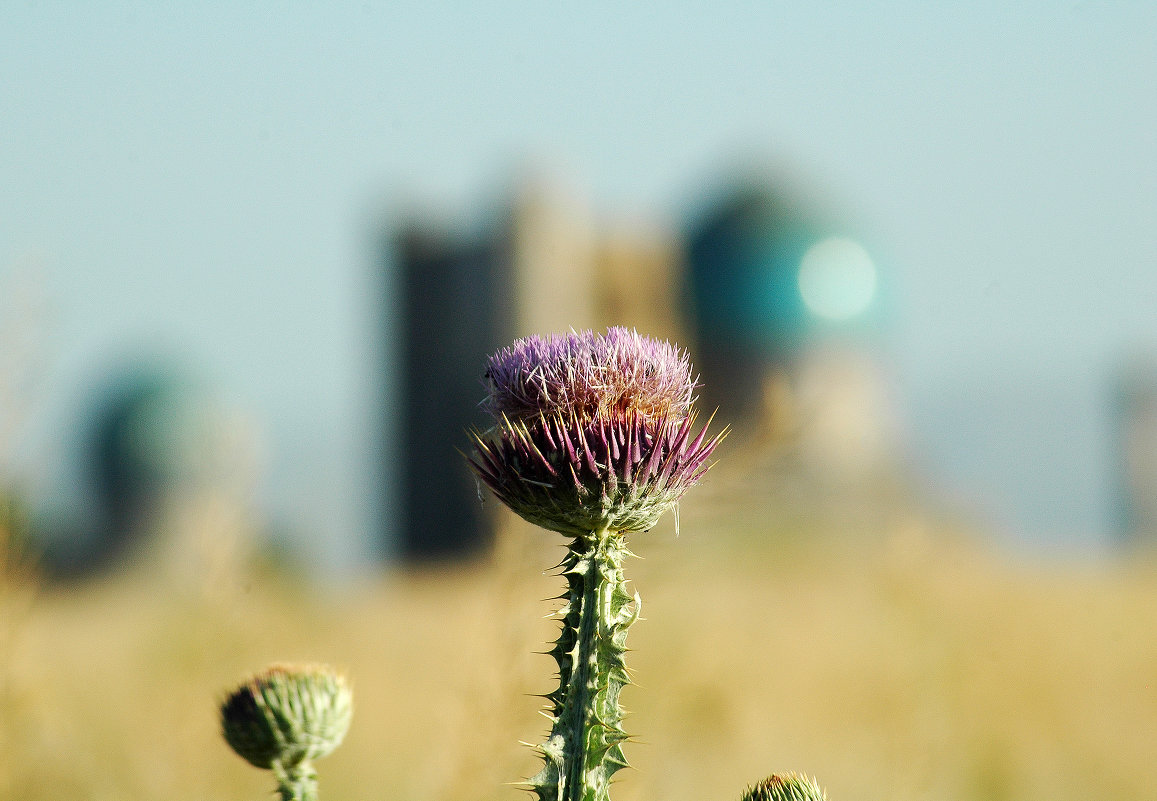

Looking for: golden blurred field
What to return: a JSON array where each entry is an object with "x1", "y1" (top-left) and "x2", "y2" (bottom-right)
[{"x1": 3, "y1": 479, "x2": 1157, "y2": 801}]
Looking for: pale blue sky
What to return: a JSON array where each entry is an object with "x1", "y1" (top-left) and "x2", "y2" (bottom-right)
[{"x1": 3, "y1": 2, "x2": 1156, "y2": 556}]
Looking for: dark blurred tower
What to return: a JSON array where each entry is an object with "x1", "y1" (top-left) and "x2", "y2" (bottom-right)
[
  {"x1": 45, "y1": 365, "x2": 258, "y2": 580},
  {"x1": 36, "y1": 369, "x2": 192, "y2": 577},
  {"x1": 391, "y1": 220, "x2": 510, "y2": 561},
  {"x1": 389, "y1": 179, "x2": 606, "y2": 562},
  {"x1": 1111, "y1": 356, "x2": 1157, "y2": 545},
  {"x1": 91, "y1": 372, "x2": 179, "y2": 562}
]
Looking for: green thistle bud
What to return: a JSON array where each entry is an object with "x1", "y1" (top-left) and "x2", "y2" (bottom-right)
[
  {"x1": 220, "y1": 664, "x2": 352, "y2": 801},
  {"x1": 740, "y1": 773, "x2": 829, "y2": 801}
]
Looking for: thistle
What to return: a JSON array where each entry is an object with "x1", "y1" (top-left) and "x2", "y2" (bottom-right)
[
  {"x1": 467, "y1": 327, "x2": 725, "y2": 801},
  {"x1": 220, "y1": 663, "x2": 352, "y2": 801},
  {"x1": 740, "y1": 773, "x2": 829, "y2": 801}
]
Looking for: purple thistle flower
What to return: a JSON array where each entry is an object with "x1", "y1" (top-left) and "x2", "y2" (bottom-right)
[
  {"x1": 483, "y1": 327, "x2": 696, "y2": 424},
  {"x1": 468, "y1": 327, "x2": 724, "y2": 537}
]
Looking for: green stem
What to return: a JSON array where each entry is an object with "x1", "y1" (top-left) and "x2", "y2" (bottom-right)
[
  {"x1": 274, "y1": 761, "x2": 318, "y2": 801},
  {"x1": 531, "y1": 527, "x2": 640, "y2": 801}
]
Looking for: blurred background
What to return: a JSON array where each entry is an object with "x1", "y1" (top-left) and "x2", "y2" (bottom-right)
[{"x1": 2, "y1": 3, "x2": 1156, "y2": 800}]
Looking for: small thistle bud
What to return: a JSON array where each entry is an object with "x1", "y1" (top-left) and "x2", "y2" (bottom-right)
[
  {"x1": 468, "y1": 327, "x2": 725, "y2": 537},
  {"x1": 740, "y1": 773, "x2": 829, "y2": 801},
  {"x1": 220, "y1": 663, "x2": 352, "y2": 772}
]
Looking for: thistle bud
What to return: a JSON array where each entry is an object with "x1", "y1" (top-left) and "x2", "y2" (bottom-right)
[
  {"x1": 740, "y1": 773, "x2": 829, "y2": 801},
  {"x1": 220, "y1": 663, "x2": 352, "y2": 772},
  {"x1": 468, "y1": 327, "x2": 724, "y2": 537}
]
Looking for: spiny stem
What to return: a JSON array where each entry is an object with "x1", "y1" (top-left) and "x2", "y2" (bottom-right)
[
  {"x1": 274, "y1": 762, "x2": 318, "y2": 801},
  {"x1": 532, "y1": 527, "x2": 640, "y2": 801}
]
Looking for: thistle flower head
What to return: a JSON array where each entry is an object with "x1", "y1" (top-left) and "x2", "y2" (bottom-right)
[
  {"x1": 740, "y1": 773, "x2": 829, "y2": 801},
  {"x1": 468, "y1": 327, "x2": 724, "y2": 537},
  {"x1": 484, "y1": 327, "x2": 695, "y2": 423},
  {"x1": 220, "y1": 663, "x2": 352, "y2": 772}
]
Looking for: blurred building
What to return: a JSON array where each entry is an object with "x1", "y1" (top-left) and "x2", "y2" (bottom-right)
[
  {"x1": 390, "y1": 217, "x2": 509, "y2": 562},
  {"x1": 387, "y1": 172, "x2": 907, "y2": 561},
  {"x1": 683, "y1": 180, "x2": 896, "y2": 479},
  {"x1": 41, "y1": 365, "x2": 259, "y2": 583},
  {"x1": 593, "y1": 220, "x2": 687, "y2": 343},
  {"x1": 1111, "y1": 357, "x2": 1157, "y2": 545}
]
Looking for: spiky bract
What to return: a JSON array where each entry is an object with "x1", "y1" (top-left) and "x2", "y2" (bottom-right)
[
  {"x1": 468, "y1": 327, "x2": 723, "y2": 536},
  {"x1": 220, "y1": 664, "x2": 352, "y2": 772},
  {"x1": 470, "y1": 409, "x2": 717, "y2": 536},
  {"x1": 741, "y1": 773, "x2": 829, "y2": 801}
]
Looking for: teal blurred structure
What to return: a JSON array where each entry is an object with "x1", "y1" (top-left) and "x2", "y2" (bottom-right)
[
  {"x1": 37, "y1": 363, "x2": 258, "y2": 580},
  {"x1": 684, "y1": 181, "x2": 886, "y2": 428}
]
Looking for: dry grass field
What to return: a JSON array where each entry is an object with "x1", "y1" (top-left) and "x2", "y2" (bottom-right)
[{"x1": 3, "y1": 478, "x2": 1157, "y2": 801}]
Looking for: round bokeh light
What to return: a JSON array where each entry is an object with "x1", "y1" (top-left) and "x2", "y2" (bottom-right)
[{"x1": 797, "y1": 237, "x2": 877, "y2": 321}]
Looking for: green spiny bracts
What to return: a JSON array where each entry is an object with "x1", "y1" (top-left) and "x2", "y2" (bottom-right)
[
  {"x1": 469, "y1": 409, "x2": 718, "y2": 536},
  {"x1": 740, "y1": 773, "x2": 829, "y2": 801},
  {"x1": 467, "y1": 328, "x2": 723, "y2": 801},
  {"x1": 531, "y1": 527, "x2": 638, "y2": 801},
  {"x1": 220, "y1": 663, "x2": 352, "y2": 801}
]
